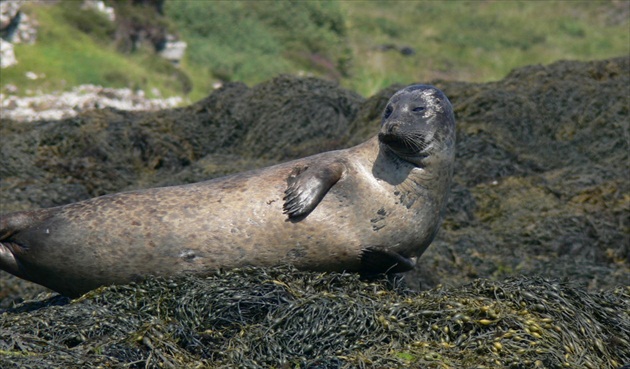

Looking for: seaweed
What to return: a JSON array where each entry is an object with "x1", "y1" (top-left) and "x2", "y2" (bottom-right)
[{"x1": 1, "y1": 267, "x2": 628, "y2": 368}]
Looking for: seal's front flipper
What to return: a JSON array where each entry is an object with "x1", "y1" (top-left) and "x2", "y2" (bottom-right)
[
  {"x1": 360, "y1": 248, "x2": 416, "y2": 275},
  {"x1": 283, "y1": 161, "x2": 345, "y2": 219}
]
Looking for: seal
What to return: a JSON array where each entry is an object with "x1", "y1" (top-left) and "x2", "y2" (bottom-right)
[{"x1": 0, "y1": 85, "x2": 456, "y2": 297}]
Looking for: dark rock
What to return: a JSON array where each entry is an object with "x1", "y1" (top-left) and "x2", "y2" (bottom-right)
[
  {"x1": 374, "y1": 44, "x2": 415, "y2": 56},
  {"x1": 399, "y1": 46, "x2": 415, "y2": 56},
  {"x1": 0, "y1": 10, "x2": 21, "y2": 42}
]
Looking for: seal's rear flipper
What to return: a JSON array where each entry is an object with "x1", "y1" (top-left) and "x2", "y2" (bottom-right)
[
  {"x1": 0, "y1": 241, "x2": 24, "y2": 277},
  {"x1": 0, "y1": 210, "x2": 51, "y2": 279},
  {"x1": 283, "y1": 161, "x2": 345, "y2": 219},
  {"x1": 360, "y1": 248, "x2": 416, "y2": 275}
]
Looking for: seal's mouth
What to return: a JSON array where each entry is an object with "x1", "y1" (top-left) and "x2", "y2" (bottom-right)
[{"x1": 378, "y1": 131, "x2": 430, "y2": 158}]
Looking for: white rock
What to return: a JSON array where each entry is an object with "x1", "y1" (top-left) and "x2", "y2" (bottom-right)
[
  {"x1": 1, "y1": 84, "x2": 185, "y2": 122},
  {"x1": 0, "y1": 38, "x2": 17, "y2": 68},
  {"x1": 4, "y1": 83, "x2": 18, "y2": 93},
  {"x1": 159, "y1": 35, "x2": 187, "y2": 64},
  {"x1": 0, "y1": 0, "x2": 38, "y2": 44},
  {"x1": 81, "y1": 0, "x2": 115, "y2": 22}
]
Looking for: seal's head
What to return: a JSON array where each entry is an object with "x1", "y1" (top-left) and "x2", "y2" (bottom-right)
[{"x1": 378, "y1": 85, "x2": 455, "y2": 166}]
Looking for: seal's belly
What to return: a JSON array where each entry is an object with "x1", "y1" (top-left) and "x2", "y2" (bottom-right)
[
  {"x1": 17, "y1": 153, "x2": 439, "y2": 291},
  {"x1": 36, "y1": 169, "x2": 359, "y2": 277}
]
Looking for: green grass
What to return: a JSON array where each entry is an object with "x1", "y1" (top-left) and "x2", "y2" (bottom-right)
[
  {"x1": 165, "y1": 0, "x2": 349, "y2": 99},
  {"x1": 340, "y1": 1, "x2": 630, "y2": 95},
  {"x1": 2, "y1": 2, "x2": 188, "y2": 98},
  {"x1": 1, "y1": 1, "x2": 628, "y2": 100}
]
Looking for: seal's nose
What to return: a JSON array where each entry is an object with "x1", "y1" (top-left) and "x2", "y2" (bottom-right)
[
  {"x1": 385, "y1": 122, "x2": 400, "y2": 134},
  {"x1": 378, "y1": 121, "x2": 403, "y2": 145}
]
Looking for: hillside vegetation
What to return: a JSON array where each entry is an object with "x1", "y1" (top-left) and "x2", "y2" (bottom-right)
[
  {"x1": 2, "y1": 1, "x2": 189, "y2": 98},
  {"x1": 2, "y1": 1, "x2": 628, "y2": 100}
]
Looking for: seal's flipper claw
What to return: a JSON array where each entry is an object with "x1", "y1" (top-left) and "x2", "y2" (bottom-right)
[
  {"x1": 360, "y1": 248, "x2": 416, "y2": 275},
  {"x1": 283, "y1": 162, "x2": 345, "y2": 219}
]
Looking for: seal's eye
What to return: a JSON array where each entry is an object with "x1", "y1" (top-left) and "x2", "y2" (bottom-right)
[
  {"x1": 383, "y1": 105, "x2": 393, "y2": 119},
  {"x1": 412, "y1": 106, "x2": 426, "y2": 112}
]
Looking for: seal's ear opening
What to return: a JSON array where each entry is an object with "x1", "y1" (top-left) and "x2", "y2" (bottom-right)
[{"x1": 359, "y1": 248, "x2": 416, "y2": 276}]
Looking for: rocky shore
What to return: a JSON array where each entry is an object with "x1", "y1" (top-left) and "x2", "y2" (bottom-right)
[{"x1": 0, "y1": 57, "x2": 628, "y2": 368}]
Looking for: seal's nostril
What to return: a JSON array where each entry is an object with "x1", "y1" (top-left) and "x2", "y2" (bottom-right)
[{"x1": 387, "y1": 123, "x2": 399, "y2": 134}]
